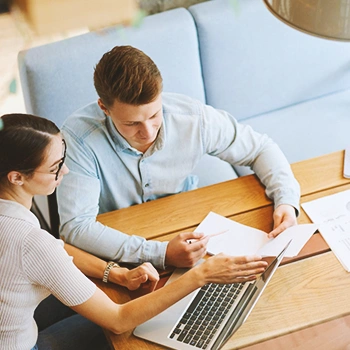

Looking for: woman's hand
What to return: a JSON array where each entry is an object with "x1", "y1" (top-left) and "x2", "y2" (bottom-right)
[
  {"x1": 108, "y1": 262, "x2": 160, "y2": 291},
  {"x1": 193, "y1": 253, "x2": 268, "y2": 285}
]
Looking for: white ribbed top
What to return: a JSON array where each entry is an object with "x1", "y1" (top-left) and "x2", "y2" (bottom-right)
[{"x1": 0, "y1": 199, "x2": 96, "y2": 350}]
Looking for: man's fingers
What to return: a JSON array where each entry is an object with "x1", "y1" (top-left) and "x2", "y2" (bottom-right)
[
  {"x1": 271, "y1": 204, "x2": 298, "y2": 238},
  {"x1": 269, "y1": 220, "x2": 293, "y2": 238},
  {"x1": 268, "y1": 226, "x2": 284, "y2": 238},
  {"x1": 186, "y1": 235, "x2": 209, "y2": 250},
  {"x1": 181, "y1": 231, "x2": 205, "y2": 242}
]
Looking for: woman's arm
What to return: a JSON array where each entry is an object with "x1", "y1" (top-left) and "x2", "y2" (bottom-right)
[
  {"x1": 64, "y1": 243, "x2": 159, "y2": 291},
  {"x1": 71, "y1": 253, "x2": 268, "y2": 334}
]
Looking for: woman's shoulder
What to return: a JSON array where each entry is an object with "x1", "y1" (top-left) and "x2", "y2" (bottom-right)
[{"x1": 23, "y1": 226, "x2": 64, "y2": 256}]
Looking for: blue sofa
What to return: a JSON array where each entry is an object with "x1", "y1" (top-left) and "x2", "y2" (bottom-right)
[{"x1": 19, "y1": 0, "x2": 350, "y2": 193}]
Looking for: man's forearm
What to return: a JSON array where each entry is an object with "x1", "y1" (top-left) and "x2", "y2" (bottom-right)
[{"x1": 61, "y1": 219, "x2": 168, "y2": 269}]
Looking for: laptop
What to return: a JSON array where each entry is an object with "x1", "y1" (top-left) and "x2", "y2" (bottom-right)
[{"x1": 134, "y1": 240, "x2": 291, "y2": 350}]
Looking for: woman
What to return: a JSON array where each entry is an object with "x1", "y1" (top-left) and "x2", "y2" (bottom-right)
[{"x1": 0, "y1": 113, "x2": 268, "y2": 350}]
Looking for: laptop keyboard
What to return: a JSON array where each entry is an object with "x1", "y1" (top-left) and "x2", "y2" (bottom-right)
[{"x1": 169, "y1": 282, "x2": 243, "y2": 349}]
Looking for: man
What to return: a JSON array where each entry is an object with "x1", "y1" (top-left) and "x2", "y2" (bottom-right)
[{"x1": 57, "y1": 45, "x2": 300, "y2": 269}]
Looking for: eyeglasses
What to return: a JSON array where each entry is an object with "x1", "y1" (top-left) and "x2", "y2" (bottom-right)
[
  {"x1": 54, "y1": 139, "x2": 67, "y2": 180},
  {"x1": 32, "y1": 139, "x2": 67, "y2": 180}
]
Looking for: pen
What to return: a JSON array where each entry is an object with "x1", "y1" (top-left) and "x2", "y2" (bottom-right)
[{"x1": 187, "y1": 229, "x2": 229, "y2": 244}]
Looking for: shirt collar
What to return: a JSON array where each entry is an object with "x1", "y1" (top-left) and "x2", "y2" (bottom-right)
[
  {"x1": 105, "y1": 114, "x2": 166, "y2": 155},
  {"x1": 0, "y1": 198, "x2": 40, "y2": 228}
]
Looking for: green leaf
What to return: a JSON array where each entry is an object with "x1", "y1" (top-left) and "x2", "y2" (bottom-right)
[
  {"x1": 9, "y1": 78, "x2": 17, "y2": 94},
  {"x1": 132, "y1": 9, "x2": 147, "y2": 28},
  {"x1": 229, "y1": 0, "x2": 241, "y2": 16}
]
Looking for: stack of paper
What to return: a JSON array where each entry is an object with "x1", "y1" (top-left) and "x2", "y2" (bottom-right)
[
  {"x1": 302, "y1": 189, "x2": 350, "y2": 272},
  {"x1": 195, "y1": 212, "x2": 318, "y2": 257}
]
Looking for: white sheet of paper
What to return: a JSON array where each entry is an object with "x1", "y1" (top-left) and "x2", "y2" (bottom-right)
[
  {"x1": 302, "y1": 189, "x2": 350, "y2": 223},
  {"x1": 318, "y1": 218, "x2": 350, "y2": 272},
  {"x1": 302, "y1": 190, "x2": 350, "y2": 272},
  {"x1": 257, "y1": 224, "x2": 318, "y2": 257},
  {"x1": 196, "y1": 212, "x2": 269, "y2": 256},
  {"x1": 195, "y1": 212, "x2": 317, "y2": 257}
]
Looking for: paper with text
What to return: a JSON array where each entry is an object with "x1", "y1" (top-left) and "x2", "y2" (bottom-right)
[
  {"x1": 302, "y1": 189, "x2": 350, "y2": 272},
  {"x1": 195, "y1": 212, "x2": 317, "y2": 257}
]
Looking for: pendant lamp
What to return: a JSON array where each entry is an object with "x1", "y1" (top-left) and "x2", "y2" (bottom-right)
[{"x1": 263, "y1": 0, "x2": 350, "y2": 41}]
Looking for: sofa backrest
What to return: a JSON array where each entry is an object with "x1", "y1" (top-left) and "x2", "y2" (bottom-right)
[
  {"x1": 189, "y1": 0, "x2": 350, "y2": 121},
  {"x1": 18, "y1": 8, "x2": 206, "y2": 128},
  {"x1": 18, "y1": 5, "x2": 238, "y2": 202}
]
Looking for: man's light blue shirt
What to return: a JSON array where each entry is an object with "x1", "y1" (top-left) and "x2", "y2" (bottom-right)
[{"x1": 57, "y1": 92, "x2": 300, "y2": 269}]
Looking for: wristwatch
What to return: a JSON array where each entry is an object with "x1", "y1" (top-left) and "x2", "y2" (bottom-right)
[{"x1": 102, "y1": 261, "x2": 120, "y2": 283}]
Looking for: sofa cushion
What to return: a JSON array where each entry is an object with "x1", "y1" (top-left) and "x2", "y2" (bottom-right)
[
  {"x1": 18, "y1": 8, "x2": 206, "y2": 128},
  {"x1": 189, "y1": 0, "x2": 350, "y2": 121},
  {"x1": 234, "y1": 88, "x2": 350, "y2": 176},
  {"x1": 246, "y1": 89, "x2": 350, "y2": 162}
]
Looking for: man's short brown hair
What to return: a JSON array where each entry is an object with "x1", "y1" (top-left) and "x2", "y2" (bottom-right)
[{"x1": 94, "y1": 45, "x2": 163, "y2": 108}]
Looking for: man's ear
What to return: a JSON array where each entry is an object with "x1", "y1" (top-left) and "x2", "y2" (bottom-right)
[
  {"x1": 7, "y1": 171, "x2": 24, "y2": 186},
  {"x1": 98, "y1": 99, "x2": 109, "y2": 116}
]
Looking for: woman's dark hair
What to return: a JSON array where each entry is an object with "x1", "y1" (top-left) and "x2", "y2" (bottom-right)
[{"x1": 0, "y1": 114, "x2": 60, "y2": 180}]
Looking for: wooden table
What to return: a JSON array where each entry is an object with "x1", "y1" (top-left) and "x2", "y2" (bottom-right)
[{"x1": 95, "y1": 151, "x2": 350, "y2": 349}]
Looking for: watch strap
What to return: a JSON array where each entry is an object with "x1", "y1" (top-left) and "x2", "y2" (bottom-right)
[{"x1": 102, "y1": 261, "x2": 120, "y2": 283}]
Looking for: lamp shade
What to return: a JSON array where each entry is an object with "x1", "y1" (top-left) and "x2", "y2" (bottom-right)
[{"x1": 263, "y1": 0, "x2": 350, "y2": 41}]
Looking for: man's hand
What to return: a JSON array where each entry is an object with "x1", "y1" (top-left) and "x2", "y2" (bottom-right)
[
  {"x1": 268, "y1": 204, "x2": 298, "y2": 238},
  {"x1": 165, "y1": 232, "x2": 209, "y2": 268},
  {"x1": 109, "y1": 262, "x2": 159, "y2": 291}
]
